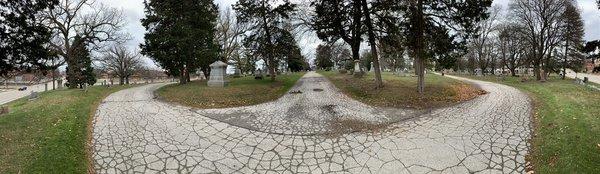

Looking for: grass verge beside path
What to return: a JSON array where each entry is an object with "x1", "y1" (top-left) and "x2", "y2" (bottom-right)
[
  {"x1": 0, "y1": 85, "x2": 134, "y2": 173},
  {"x1": 459, "y1": 75, "x2": 599, "y2": 173},
  {"x1": 156, "y1": 72, "x2": 305, "y2": 109},
  {"x1": 319, "y1": 71, "x2": 485, "y2": 109}
]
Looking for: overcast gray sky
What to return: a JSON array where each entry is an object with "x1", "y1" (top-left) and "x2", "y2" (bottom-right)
[{"x1": 100, "y1": 0, "x2": 600, "y2": 68}]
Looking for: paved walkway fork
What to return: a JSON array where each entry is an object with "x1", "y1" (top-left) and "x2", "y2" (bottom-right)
[{"x1": 92, "y1": 72, "x2": 532, "y2": 173}]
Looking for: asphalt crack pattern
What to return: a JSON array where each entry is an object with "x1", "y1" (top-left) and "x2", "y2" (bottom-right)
[{"x1": 92, "y1": 72, "x2": 531, "y2": 173}]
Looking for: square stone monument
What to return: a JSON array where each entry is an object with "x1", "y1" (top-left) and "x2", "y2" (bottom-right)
[
  {"x1": 475, "y1": 68, "x2": 483, "y2": 76},
  {"x1": 207, "y1": 61, "x2": 229, "y2": 87},
  {"x1": 353, "y1": 60, "x2": 361, "y2": 73}
]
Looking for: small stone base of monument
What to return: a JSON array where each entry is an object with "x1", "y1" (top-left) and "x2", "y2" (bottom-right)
[
  {"x1": 207, "y1": 80, "x2": 228, "y2": 87},
  {"x1": 254, "y1": 69, "x2": 264, "y2": 80},
  {"x1": 207, "y1": 61, "x2": 229, "y2": 87},
  {"x1": 353, "y1": 60, "x2": 364, "y2": 77},
  {"x1": 353, "y1": 71, "x2": 365, "y2": 78}
]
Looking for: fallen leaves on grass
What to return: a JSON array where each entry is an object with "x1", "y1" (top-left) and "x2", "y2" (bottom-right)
[
  {"x1": 157, "y1": 74, "x2": 303, "y2": 109},
  {"x1": 452, "y1": 84, "x2": 488, "y2": 102},
  {"x1": 323, "y1": 72, "x2": 486, "y2": 109},
  {"x1": 548, "y1": 155, "x2": 559, "y2": 167}
]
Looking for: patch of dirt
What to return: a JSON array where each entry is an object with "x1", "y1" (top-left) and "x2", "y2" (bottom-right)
[
  {"x1": 0, "y1": 106, "x2": 8, "y2": 116},
  {"x1": 321, "y1": 105, "x2": 336, "y2": 114},
  {"x1": 548, "y1": 154, "x2": 559, "y2": 167},
  {"x1": 269, "y1": 81, "x2": 284, "y2": 88},
  {"x1": 326, "y1": 118, "x2": 392, "y2": 138},
  {"x1": 323, "y1": 72, "x2": 487, "y2": 110}
]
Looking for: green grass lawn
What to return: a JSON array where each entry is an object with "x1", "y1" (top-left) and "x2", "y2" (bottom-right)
[
  {"x1": 0, "y1": 85, "x2": 133, "y2": 173},
  {"x1": 460, "y1": 75, "x2": 600, "y2": 173},
  {"x1": 319, "y1": 71, "x2": 485, "y2": 109},
  {"x1": 156, "y1": 73, "x2": 305, "y2": 109}
]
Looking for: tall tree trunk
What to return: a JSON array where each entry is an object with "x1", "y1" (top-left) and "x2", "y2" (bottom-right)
[
  {"x1": 351, "y1": 0, "x2": 362, "y2": 75},
  {"x1": 542, "y1": 52, "x2": 552, "y2": 81},
  {"x1": 186, "y1": 68, "x2": 191, "y2": 82},
  {"x1": 351, "y1": 43, "x2": 361, "y2": 73},
  {"x1": 415, "y1": 0, "x2": 425, "y2": 94},
  {"x1": 534, "y1": 61, "x2": 541, "y2": 81},
  {"x1": 361, "y1": 0, "x2": 383, "y2": 88},
  {"x1": 52, "y1": 70, "x2": 56, "y2": 90},
  {"x1": 260, "y1": 1, "x2": 276, "y2": 81},
  {"x1": 491, "y1": 57, "x2": 496, "y2": 75},
  {"x1": 414, "y1": 58, "x2": 419, "y2": 75},
  {"x1": 537, "y1": 33, "x2": 544, "y2": 81},
  {"x1": 126, "y1": 76, "x2": 130, "y2": 84},
  {"x1": 179, "y1": 67, "x2": 187, "y2": 84},
  {"x1": 510, "y1": 67, "x2": 516, "y2": 77},
  {"x1": 202, "y1": 66, "x2": 210, "y2": 80},
  {"x1": 562, "y1": 39, "x2": 569, "y2": 80},
  {"x1": 120, "y1": 76, "x2": 125, "y2": 85},
  {"x1": 501, "y1": 43, "x2": 507, "y2": 75}
]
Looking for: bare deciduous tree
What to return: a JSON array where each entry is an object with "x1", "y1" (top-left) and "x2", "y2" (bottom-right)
[
  {"x1": 43, "y1": 0, "x2": 127, "y2": 84},
  {"x1": 216, "y1": 8, "x2": 246, "y2": 63},
  {"x1": 497, "y1": 23, "x2": 527, "y2": 76},
  {"x1": 469, "y1": 5, "x2": 501, "y2": 75},
  {"x1": 98, "y1": 45, "x2": 143, "y2": 85},
  {"x1": 510, "y1": 0, "x2": 568, "y2": 81}
]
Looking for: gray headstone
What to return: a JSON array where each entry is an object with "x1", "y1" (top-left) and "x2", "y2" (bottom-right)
[
  {"x1": 575, "y1": 78, "x2": 584, "y2": 85},
  {"x1": 28, "y1": 91, "x2": 39, "y2": 100},
  {"x1": 207, "y1": 61, "x2": 229, "y2": 87},
  {"x1": 233, "y1": 68, "x2": 242, "y2": 78},
  {"x1": 475, "y1": 68, "x2": 483, "y2": 76},
  {"x1": 254, "y1": 69, "x2": 264, "y2": 80},
  {"x1": 57, "y1": 79, "x2": 63, "y2": 88},
  {"x1": 235, "y1": 68, "x2": 242, "y2": 75},
  {"x1": 353, "y1": 60, "x2": 361, "y2": 73}
]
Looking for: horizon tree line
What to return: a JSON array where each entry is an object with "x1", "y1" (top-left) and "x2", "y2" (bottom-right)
[{"x1": 2, "y1": 0, "x2": 600, "y2": 91}]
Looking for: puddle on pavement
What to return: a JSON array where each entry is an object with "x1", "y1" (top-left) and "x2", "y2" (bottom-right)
[{"x1": 289, "y1": 90, "x2": 302, "y2": 94}]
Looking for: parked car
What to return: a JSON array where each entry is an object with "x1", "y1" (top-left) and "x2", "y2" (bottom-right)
[{"x1": 18, "y1": 86, "x2": 27, "y2": 91}]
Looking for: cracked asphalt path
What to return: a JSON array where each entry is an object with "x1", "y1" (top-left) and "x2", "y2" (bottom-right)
[{"x1": 92, "y1": 72, "x2": 532, "y2": 173}]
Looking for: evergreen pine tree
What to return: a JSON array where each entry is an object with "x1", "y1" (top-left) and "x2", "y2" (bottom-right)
[
  {"x1": 66, "y1": 35, "x2": 96, "y2": 88},
  {"x1": 141, "y1": 0, "x2": 220, "y2": 84},
  {"x1": 0, "y1": 0, "x2": 58, "y2": 76}
]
